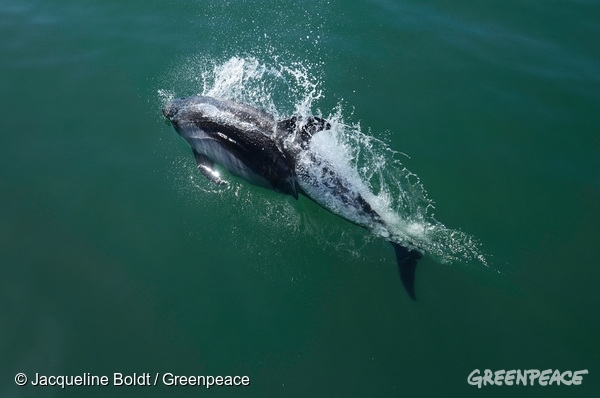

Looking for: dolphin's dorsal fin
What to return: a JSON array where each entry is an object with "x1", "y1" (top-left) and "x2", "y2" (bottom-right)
[
  {"x1": 276, "y1": 116, "x2": 297, "y2": 134},
  {"x1": 192, "y1": 150, "x2": 228, "y2": 186},
  {"x1": 277, "y1": 116, "x2": 331, "y2": 149},
  {"x1": 391, "y1": 242, "x2": 422, "y2": 300}
]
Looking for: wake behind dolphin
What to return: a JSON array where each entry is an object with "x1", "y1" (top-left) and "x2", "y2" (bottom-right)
[{"x1": 163, "y1": 95, "x2": 423, "y2": 299}]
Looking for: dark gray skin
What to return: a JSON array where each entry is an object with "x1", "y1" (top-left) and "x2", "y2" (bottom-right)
[
  {"x1": 163, "y1": 95, "x2": 298, "y2": 197},
  {"x1": 163, "y1": 95, "x2": 422, "y2": 299}
]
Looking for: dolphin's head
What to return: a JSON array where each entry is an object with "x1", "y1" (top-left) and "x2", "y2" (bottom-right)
[
  {"x1": 162, "y1": 98, "x2": 180, "y2": 120},
  {"x1": 162, "y1": 96, "x2": 229, "y2": 134},
  {"x1": 162, "y1": 95, "x2": 277, "y2": 134},
  {"x1": 162, "y1": 96, "x2": 203, "y2": 120}
]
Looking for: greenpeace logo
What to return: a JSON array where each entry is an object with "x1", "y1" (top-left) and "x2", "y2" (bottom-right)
[{"x1": 467, "y1": 369, "x2": 588, "y2": 388}]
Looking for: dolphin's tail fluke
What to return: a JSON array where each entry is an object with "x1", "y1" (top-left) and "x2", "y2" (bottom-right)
[{"x1": 391, "y1": 242, "x2": 423, "y2": 301}]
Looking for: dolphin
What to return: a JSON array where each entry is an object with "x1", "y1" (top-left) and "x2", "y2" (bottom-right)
[{"x1": 163, "y1": 95, "x2": 422, "y2": 299}]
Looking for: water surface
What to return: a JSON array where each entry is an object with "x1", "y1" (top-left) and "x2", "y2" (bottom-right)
[{"x1": 1, "y1": 0, "x2": 598, "y2": 397}]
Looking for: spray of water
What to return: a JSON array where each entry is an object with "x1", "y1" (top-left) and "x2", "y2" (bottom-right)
[{"x1": 158, "y1": 55, "x2": 490, "y2": 270}]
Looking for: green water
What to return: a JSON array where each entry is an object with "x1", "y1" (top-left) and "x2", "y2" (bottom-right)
[{"x1": 1, "y1": 0, "x2": 598, "y2": 397}]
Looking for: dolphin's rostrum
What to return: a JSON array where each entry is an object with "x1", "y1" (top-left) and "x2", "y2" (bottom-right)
[{"x1": 163, "y1": 95, "x2": 422, "y2": 299}]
